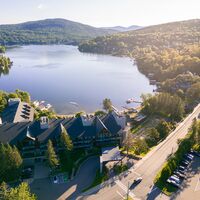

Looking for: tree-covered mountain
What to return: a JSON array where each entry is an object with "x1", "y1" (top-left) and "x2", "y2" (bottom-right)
[
  {"x1": 0, "y1": 18, "x2": 117, "y2": 45},
  {"x1": 79, "y1": 19, "x2": 200, "y2": 55},
  {"x1": 79, "y1": 19, "x2": 200, "y2": 79}
]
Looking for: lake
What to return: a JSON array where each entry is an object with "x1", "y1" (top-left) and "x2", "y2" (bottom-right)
[{"x1": 0, "y1": 45, "x2": 155, "y2": 114}]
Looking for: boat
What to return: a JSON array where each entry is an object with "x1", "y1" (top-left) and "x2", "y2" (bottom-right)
[
  {"x1": 69, "y1": 102, "x2": 79, "y2": 107},
  {"x1": 126, "y1": 98, "x2": 134, "y2": 104},
  {"x1": 126, "y1": 98, "x2": 142, "y2": 104},
  {"x1": 33, "y1": 100, "x2": 52, "y2": 111}
]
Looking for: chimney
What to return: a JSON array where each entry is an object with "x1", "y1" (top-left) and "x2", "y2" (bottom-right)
[
  {"x1": 8, "y1": 98, "x2": 21, "y2": 106},
  {"x1": 40, "y1": 116, "x2": 49, "y2": 129}
]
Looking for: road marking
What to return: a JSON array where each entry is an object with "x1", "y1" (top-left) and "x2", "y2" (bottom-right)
[
  {"x1": 117, "y1": 190, "x2": 125, "y2": 199},
  {"x1": 116, "y1": 180, "x2": 128, "y2": 192},
  {"x1": 194, "y1": 177, "x2": 200, "y2": 192},
  {"x1": 115, "y1": 180, "x2": 136, "y2": 199}
]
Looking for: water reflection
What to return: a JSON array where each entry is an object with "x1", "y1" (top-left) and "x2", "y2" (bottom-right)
[{"x1": 0, "y1": 45, "x2": 155, "y2": 114}]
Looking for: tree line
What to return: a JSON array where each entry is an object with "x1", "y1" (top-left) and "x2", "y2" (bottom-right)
[{"x1": 141, "y1": 93, "x2": 185, "y2": 121}]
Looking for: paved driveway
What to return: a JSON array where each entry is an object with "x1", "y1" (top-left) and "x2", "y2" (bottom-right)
[
  {"x1": 34, "y1": 163, "x2": 50, "y2": 179},
  {"x1": 30, "y1": 156, "x2": 99, "y2": 200}
]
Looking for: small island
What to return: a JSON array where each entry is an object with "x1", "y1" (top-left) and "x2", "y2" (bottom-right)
[{"x1": 0, "y1": 45, "x2": 12, "y2": 76}]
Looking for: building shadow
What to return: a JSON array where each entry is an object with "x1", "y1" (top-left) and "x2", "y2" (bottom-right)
[{"x1": 30, "y1": 156, "x2": 100, "y2": 200}]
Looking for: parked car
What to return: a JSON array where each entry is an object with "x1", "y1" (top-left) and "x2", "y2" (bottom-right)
[
  {"x1": 179, "y1": 165, "x2": 186, "y2": 171},
  {"x1": 53, "y1": 176, "x2": 58, "y2": 184},
  {"x1": 21, "y1": 166, "x2": 34, "y2": 179},
  {"x1": 177, "y1": 168, "x2": 186, "y2": 175},
  {"x1": 185, "y1": 153, "x2": 194, "y2": 160},
  {"x1": 177, "y1": 166, "x2": 187, "y2": 174},
  {"x1": 173, "y1": 171, "x2": 185, "y2": 179},
  {"x1": 190, "y1": 150, "x2": 200, "y2": 157},
  {"x1": 170, "y1": 175, "x2": 181, "y2": 184},
  {"x1": 167, "y1": 178, "x2": 181, "y2": 188},
  {"x1": 184, "y1": 156, "x2": 193, "y2": 163},
  {"x1": 181, "y1": 160, "x2": 190, "y2": 167}
]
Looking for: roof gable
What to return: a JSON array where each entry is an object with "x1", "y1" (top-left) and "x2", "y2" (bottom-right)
[{"x1": 103, "y1": 113, "x2": 122, "y2": 135}]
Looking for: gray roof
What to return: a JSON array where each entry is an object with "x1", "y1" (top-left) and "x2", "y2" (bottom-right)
[
  {"x1": 100, "y1": 146, "x2": 122, "y2": 163},
  {"x1": 0, "y1": 122, "x2": 31, "y2": 145},
  {"x1": 0, "y1": 112, "x2": 124, "y2": 145},
  {"x1": 1, "y1": 102, "x2": 34, "y2": 123},
  {"x1": 93, "y1": 116, "x2": 109, "y2": 134},
  {"x1": 102, "y1": 113, "x2": 122, "y2": 135},
  {"x1": 36, "y1": 118, "x2": 74, "y2": 142}
]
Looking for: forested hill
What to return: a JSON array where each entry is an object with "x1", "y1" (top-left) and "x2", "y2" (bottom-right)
[
  {"x1": 0, "y1": 18, "x2": 117, "y2": 45},
  {"x1": 78, "y1": 19, "x2": 200, "y2": 82},
  {"x1": 79, "y1": 19, "x2": 200, "y2": 55}
]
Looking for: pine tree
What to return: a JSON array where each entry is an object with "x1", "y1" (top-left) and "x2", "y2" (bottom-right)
[
  {"x1": 0, "y1": 143, "x2": 22, "y2": 182},
  {"x1": 0, "y1": 182, "x2": 36, "y2": 200},
  {"x1": 60, "y1": 127, "x2": 73, "y2": 151},
  {"x1": 0, "y1": 182, "x2": 9, "y2": 200},
  {"x1": 46, "y1": 140, "x2": 59, "y2": 169},
  {"x1": 59, "y1": 126, "x2": 73, "y2": 172}
]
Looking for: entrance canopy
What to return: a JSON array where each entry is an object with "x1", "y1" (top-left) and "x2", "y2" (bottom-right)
[{"x1": 100, "y1": 146, "x2": 122, "y2": 173}]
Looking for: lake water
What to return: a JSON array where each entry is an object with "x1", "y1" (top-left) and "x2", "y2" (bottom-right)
[{"x1": 0, "y1": 45, "x2": 155, "y2": 114}]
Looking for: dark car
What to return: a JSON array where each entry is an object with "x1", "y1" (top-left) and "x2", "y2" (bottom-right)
[
  {"x1": 177, "y1": 166, "x2": 186, "y2": 174},
  {"x1": 21, "y1": 167, "x2": 33, "y2": 179},
  {"x1": 130, "y1": 177, "x2": 142, "y2": 189},
  {"x1": 190, "y1": 150, "x2": 200, "y2": 157},
  {"x1": 185, "y1": 154, "x2": 194, "y2": 160},
  {"x1": 181, "y1": 160, "x2": 190, "y2": 167}
]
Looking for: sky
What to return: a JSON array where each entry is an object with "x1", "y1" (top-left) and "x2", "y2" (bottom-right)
[{"x1": 0, "y1": 0, "x2": 200, "y2": 27}]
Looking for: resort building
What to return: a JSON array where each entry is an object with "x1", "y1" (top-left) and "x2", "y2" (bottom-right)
[{"x1": 0, "y1": 107, "x2": 126, "y2": 160}]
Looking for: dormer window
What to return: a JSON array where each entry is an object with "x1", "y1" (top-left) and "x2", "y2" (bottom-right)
[{"x1": 40, "y1": 116, "x2": 49, "y2": 129}]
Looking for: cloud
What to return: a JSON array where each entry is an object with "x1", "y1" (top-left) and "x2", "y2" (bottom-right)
[{"x1": 37, "y1": 4, "x2": 45, "y2": 10}]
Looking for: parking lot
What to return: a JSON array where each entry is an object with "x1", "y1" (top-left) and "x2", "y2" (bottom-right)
[{"x1": 173, "y1": 156, "x2": 200, "y2": 200}]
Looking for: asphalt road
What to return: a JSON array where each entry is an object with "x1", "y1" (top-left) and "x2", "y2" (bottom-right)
[
  {"x1": 78, "y1": 104, "x2": 200, "y2": 200},
  {"x1": 30, "y1": 156, "x2": 99, "y2": 200}
]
